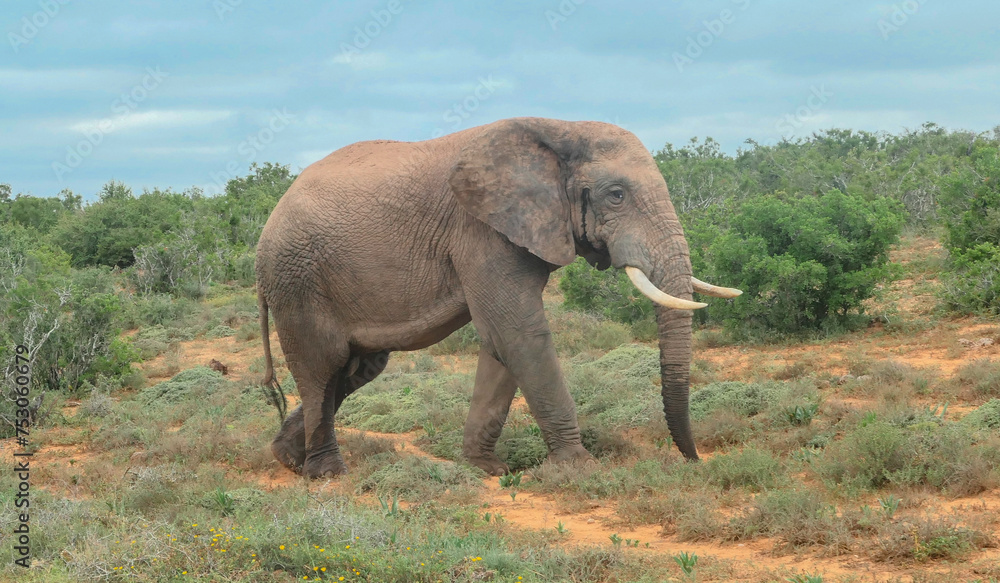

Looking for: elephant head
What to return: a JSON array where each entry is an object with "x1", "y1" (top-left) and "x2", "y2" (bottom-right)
[{"x1": 450, "y1": 117, "x2": 740, "y2": 460}]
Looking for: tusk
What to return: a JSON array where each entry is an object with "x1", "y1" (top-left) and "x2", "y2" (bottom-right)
[
  {"x1": 691, "y1": 277, "x2": 743, "y2": 299},
  {"x1": 625, "y1": 267, "x2": 707, "y2": 310}
]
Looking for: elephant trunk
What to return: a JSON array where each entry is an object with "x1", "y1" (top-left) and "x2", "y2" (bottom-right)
[{"x1": 654, "y1": 268, "x2": 698, "y2": 461}]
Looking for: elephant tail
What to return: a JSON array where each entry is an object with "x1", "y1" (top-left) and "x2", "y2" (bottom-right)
[{"x1": 258, "y1": 287, "x2": 287, "y2": 420}]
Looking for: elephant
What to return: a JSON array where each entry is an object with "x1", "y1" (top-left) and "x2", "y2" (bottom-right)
[{"x1": 255, "y1": 117, "x2": 741, "y2": 479}]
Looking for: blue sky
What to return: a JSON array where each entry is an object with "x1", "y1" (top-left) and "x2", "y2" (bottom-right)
[{"x1": 2, "y1": 0, "x2": 998, "y2": 199}]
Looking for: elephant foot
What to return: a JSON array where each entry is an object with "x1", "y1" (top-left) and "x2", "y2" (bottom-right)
[
  {"x1": 464, "y1": 451, "x2": 510, "y2": 476},
  {"x1": 270, "y1": 405, "x2": 307, "y2": 473},
  {"x1": 303, "y1": 452, "x2": 349, "y2": 479},
  {"x1": 546, "y1": 443, "x2": 595, "y2": 465},
  {"x1": 271, "y1": 438, "x2": 306, "y2": 474}
]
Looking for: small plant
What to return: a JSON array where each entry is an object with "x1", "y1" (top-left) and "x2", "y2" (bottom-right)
[
  {"x1": 482, "y1": 512, "x2": 505, "y2": 524},
  {"x1": 423, "y1": 420, "x2": 437, "y2": 438},
  {"x1": 673, "y1": 551, "x2": 698, "y2": 576},
  {"x1": 378, "y1": 494, "x2": 400, "y2": 517},
  {"x1": 784, "y1": 403, "x2": 819, "y2": 426},
  {"x1": 624, "y1": 538, "x2": 640, "y2": 548},
  {"x1": 609, "y1": 533, "x2": 623, "y2": 547},
  {"x1": 426, "y1": 463, "x2": 444, "y2": 483},
  {"x1": 651, "y1": 435, "x2": 674, "y2": 451},
  {"x1": 879, "y1": 494, "x2": 901, "y2": 519},
  {"x1": 787, "y1": 575, "x2": 823, "y2": 583},
  {"x1": 555, "y1": 521, "x2": 569, "y2": 535},
  {"x1": 212, "y1": 487, "x2": 234, "y2": 517},
  {"x1": 499, "y1": 470, "x2": 523, "y2": 488},
  {"x1": 509, "y1": 490, "x2": 517, "y2": 502}
]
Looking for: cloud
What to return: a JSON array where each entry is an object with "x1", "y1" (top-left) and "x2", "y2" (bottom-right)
[{"x1": 67, "y1": 109, "x2": 235, "y2": 135}]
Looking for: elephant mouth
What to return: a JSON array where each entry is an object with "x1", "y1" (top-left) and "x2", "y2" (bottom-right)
[{"x1": 624, "y1": 267, "x2": 742, "y2": 310}]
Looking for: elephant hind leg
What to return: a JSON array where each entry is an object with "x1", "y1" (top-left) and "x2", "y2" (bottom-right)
[
  {"x1": 271, "y1": 405, "x2": 307, "y2": 473},
  {"x1": 271, "y1": 351, "x2": 392, "y2": 474},
  {"x1": 463, "y1": 348, "x2": 518, "y2": 476}
]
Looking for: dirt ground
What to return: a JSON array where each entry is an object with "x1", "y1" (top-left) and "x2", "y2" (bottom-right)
[{"x1": 11, "y1": 235, "x2": 1000, "y2": 582}]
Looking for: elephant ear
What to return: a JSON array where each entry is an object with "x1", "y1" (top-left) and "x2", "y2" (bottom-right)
[{"x1": 449, "y1": 119, "x2": 576, "y2": 266}]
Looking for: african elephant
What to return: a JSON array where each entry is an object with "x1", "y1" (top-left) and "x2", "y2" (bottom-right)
[{"x1": 255, "y1": 117, "x2": 740, "y2": 478}]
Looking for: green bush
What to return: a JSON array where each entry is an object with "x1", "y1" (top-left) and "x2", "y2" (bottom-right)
[
  {"x1": 429, "y1": 323, "x2": 481, "y2": 355},
  {"x1": 962, "y1": 399, "x2": 1000, "y2": 430},
  {"x1": 337, "y1": 372, "x2": 471, "y2": 433},
  {"x1": 688, "y1": 381, "x2": 791, "y2": 421},
  {"x1": 817, "y1": 418, "x2": 996, "y2": 494},
  {"x1": 727, "y1": 488, "x2": 842, "y2": 549},
  {"x1": 705, "y1": 447, "x2": 784, "y2": 491},
  {"x1": 356, "y1": 456, "x2": 483, "y2": 499},
  {"x1": 559, "y1": 258, "x2": 654, "y2": 325},
  {"x1": 700, "y1": 190, "x2": 905, "y2": 337},
  {"x1": 206, "y1": 324, "x2": 237, "y2": 339},
  {"x1": 941, "y1": 243, "x2": 1000, "y2": 314},
  {"x1": 565, "y1": 345, "x2": 662, "y2": 430},
  {"x1": 137, "y1": 367, "x2": 227, "y2": 405},
  {"x1": 939, "y1": 144, "x2": 1000, "y2": 314}
]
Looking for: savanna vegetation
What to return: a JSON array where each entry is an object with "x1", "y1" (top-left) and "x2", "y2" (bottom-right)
[{"x1": 2, "y1": 125, "x2": 1000, "y2": 582}]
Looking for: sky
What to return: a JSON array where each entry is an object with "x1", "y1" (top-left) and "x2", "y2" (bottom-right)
[{"x1": 2, "y1": 0, "x2": 998, "y2": 199}]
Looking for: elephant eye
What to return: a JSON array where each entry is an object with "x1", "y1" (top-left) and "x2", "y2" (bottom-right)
[{"x1": 608, "y1": 190, "x2": 625, "y2": 204}]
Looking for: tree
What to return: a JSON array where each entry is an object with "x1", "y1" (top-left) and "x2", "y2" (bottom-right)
[
  {"x1": 938, "y1": 143, "x2": 1000, "y2": 314},
  {"x1": 701, "y1": 190, "x2": 905, "y2": 337}
]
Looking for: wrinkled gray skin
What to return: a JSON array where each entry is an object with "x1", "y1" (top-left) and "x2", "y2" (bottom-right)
[{"x1": 257, "y1": 117, "x2": 700, "y2": 478}]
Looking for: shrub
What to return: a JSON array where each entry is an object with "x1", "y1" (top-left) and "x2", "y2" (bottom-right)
[
  {"x1": 727, "y1": 488, "x2": 848, "y2": 552},
  {"x1": 699, "y1": 190, "x2": 905, "y2": 337},
  {"x1": 954, "y1": 358, "x2": 1000, "y2": 397},
  {"x1": 548, "y1": 309, "x2": 633, "y2": 355},
  {"x1": 941, "y1": 243, "x2": 1000, "y2": 314},
  {"x1": 817, "y1": 418, "x2": 996, "y2": 494},
  {"x1": 565, "y1": 345, "x2": 662, "y2": 430},
  {"x1": 495, "y1": 427, "x2": 548, "y2": 473},
  {"x1": 429, "y1": 323, "x2": 480, "y2": 355},
  {"x1": 705, "y1": 447, "x2": 784, "y2": 491},
  {"x1": 137, "y1": 367, "x2": 227, "y2": 405},
  {"x1": 205, "y1": 324, "x2": 236, "y2": 339},
  {"x1": 337, "y1": 372, "x2": 471, "y2": 433},
  {"x1": 356, "y1": 456, "x2": 483, "y2": 499},
  {"x1": 873, "y1": 516, "x2": 994, "y2": 562},
  {"x1": 939, "y1": 144, "x2": 1000, "y2": 314},
  {"x1": 963, "y1": 399, "x2": 1000, "y2": 430},
  {"x1": 559, "y1": 258, "x2": 655, "y2": 325},
  {"x1": 688, "y1": 381, "x2": 791, "y2": 421}
]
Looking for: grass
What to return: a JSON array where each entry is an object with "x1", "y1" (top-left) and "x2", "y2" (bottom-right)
[
  {"x1": 954, "y1": 358, "x2": 1000, "y2": 397},
  {"x1": 12, "y1": 235, "x2": 1000, "y2": 582}
]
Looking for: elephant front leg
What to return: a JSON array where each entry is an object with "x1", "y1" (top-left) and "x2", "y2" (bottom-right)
[
  {"x1": 463, "y1": 349, "x2": 518, "y2": 475},
  {"x1": 465, "y1": 267, "x2": 593, "y2": 467}
]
